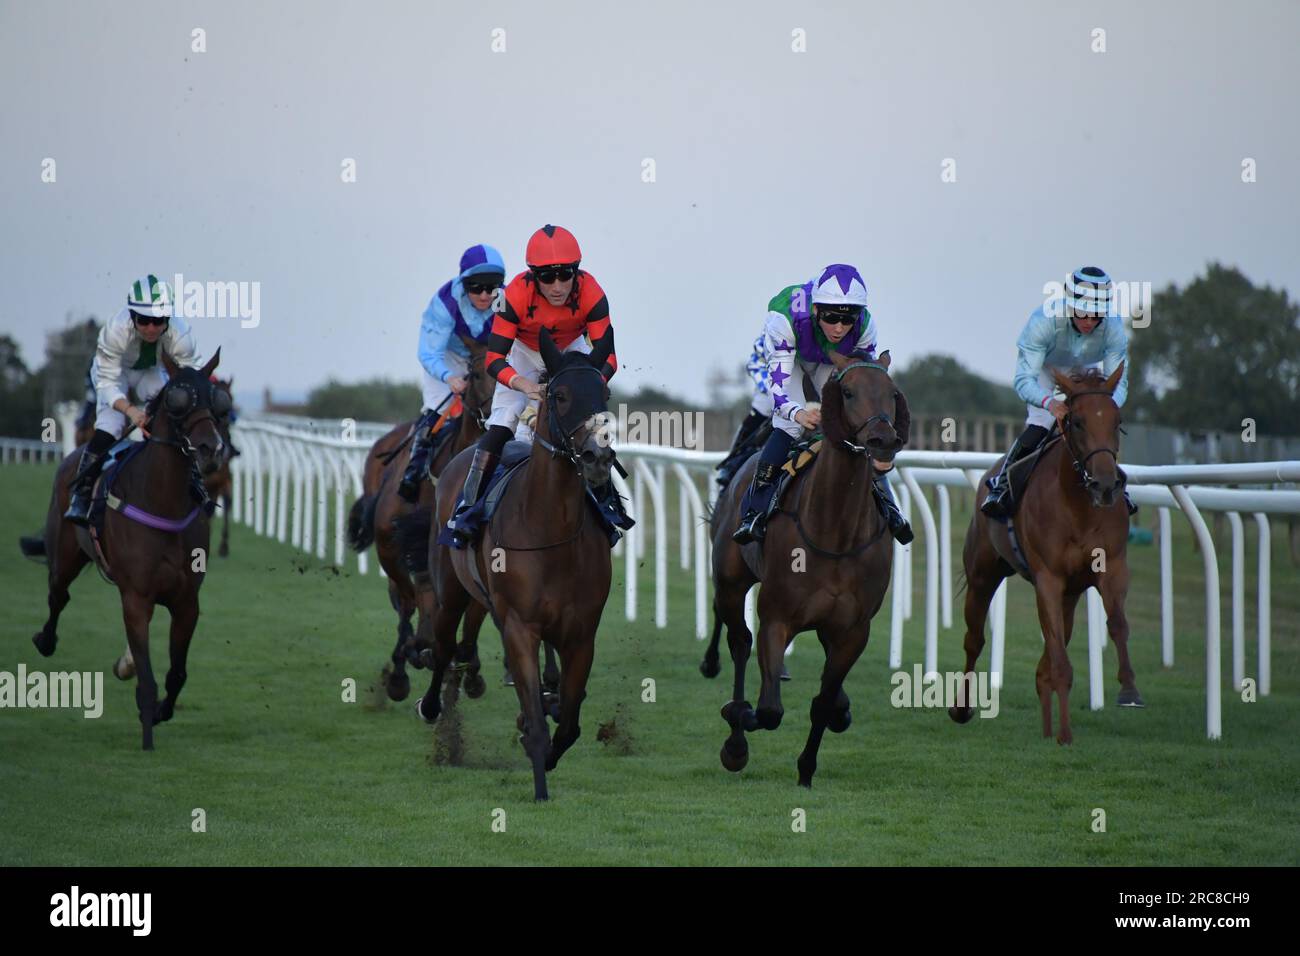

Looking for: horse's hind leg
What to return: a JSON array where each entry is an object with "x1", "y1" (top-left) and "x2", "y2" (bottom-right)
[
  {"x1": 1032, "y1": 576, "x2": 1073, "y2": 745},
  {"x1": 415, "y1": 596, "x2": 462, "y2": 724},
  {"x1": 33, "y1": 528, "x2": 89, "y2": 658},
  {"x1": 797, "y1": 624, "x2": 870, "y2": 788},
  {"x1": 457, "y1": 602, "x2": 489, "y2": 699},
  {"x1": 156, "y1": 598, "x2": 198, "y2": 723},
  {"x1": 699, "y1": 608, "x2": 724, "y2": 678},
  {"x1": 384, "y1": 581, "x2": 413, "y2": 701},
  {"x1": 121, "y1": 591, "x2": 159, "y2": 750},
  {"x1": 218, "y1": 493, "x2": 231, "y2": 557},
  {"x1": 1098, "y1": 564, "x2": 1143, "y2": 707},
  {"x1": 950, "y1": 522, "x2": 1011, "y2": 724},
  {"x1": 546, "y1": 637, "x2": 594, "y2": 771},
  {"x1": 541, "y1": 643, "x2": 560, "y2": 720}
]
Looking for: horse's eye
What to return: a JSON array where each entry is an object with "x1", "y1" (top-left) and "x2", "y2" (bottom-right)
[{"x1": 843, "y1": 390, "x2": 854, "y2": 400}]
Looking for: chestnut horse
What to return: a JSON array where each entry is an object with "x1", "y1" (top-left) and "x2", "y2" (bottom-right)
[
  {"x1": 30, "y1": 350, "x2": 226, "y2": 749},
  {"x1": 347, "y1": 336, "x2": 495, "y2": 701},
  {"x1": 711, "y1": 350, "x2": 903, "y2": 787},
  {"x1": 950, "y1": 364, "x2": 1141, "y2": 744},
  {"x1": 421, "y1": 329, "x2": 617, "y2": 801}
]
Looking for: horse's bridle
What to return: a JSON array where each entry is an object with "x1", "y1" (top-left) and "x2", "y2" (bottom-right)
[
  {"x1": 829, "y1": 360, "x2": 896, "y2": 456},
  {"x1": 533, "y1": 363, "x2": 609, "y2": 467},
  {"x1": 1060, "y1": 389, "x2": 1124, "y2": 487},
  {"x1": 148, "y1": 380, "x2": 223, "y2": 460}
]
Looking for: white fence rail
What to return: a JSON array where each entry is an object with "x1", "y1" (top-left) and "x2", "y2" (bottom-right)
[
  {"x1": 0, "y1": 437, "x2": 63, "y2": 464},
  {"x1": 222, "y1": 417, "x2": 1298, "y2": 740}
]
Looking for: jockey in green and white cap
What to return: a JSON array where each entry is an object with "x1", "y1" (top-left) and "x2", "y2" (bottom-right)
[{"x1": 65, "y1": 274, "x2": 207, "y2": 526}]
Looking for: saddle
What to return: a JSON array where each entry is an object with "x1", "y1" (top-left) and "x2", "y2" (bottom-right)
[{"x1": 1000, "y1": 435, "x2": 1062, "y2": 518}]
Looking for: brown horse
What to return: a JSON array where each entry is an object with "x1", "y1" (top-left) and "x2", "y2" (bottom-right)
[
  {"x1": 30, "y1": 350, "x2": 226, "y2": 749},
  {"x1": 951, "y1": 364, "x2": 1140, "y2": 744},
  {"x1": 710, "y1": 350, "x2": 903, "y2": 787},
  {"x1": 420, "y1": 329, "x2": 617, "y2": 800},
  {"x1": 348, "y1": 337, "x2": 495, "y2": 701}
]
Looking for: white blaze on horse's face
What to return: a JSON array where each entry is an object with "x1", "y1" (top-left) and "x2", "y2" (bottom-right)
[{"x1": 578, "y1": 411, "x2": 617, "y2": 484}]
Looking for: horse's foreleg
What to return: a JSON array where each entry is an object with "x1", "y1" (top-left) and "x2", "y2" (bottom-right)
[
  {"x1": 218, "y1": 492, "x2": 231, "y2": 557},
  {"x1": 546, "y1": 638, "x2": 594, "y2": 771},
  {"x1": 504, "y1": 623, "x2": 550, "y2": 801},
  {"x1": 122, "y1": 591, "x2": 158, "y2": 750},
  {"x1": 33, "y1": 530, "x2": 88, "y2": 657},
  {"x1": 700, "y1": 607, "x2": 724, "y2": 678},
  {"x1": 156, "y1": 598, "x2": 198, "y2": 723},
  {"x1": 1033, "y1": 577, "x2": 1072, "y2": 745},
  {"x1": 718, "y1": 588, "x2": 755, "y2": 772},
  {"x1": 1098, "y1": 565, "x2": 1142, "y2": 707},
  {"x1": 458, "y1": 602, "x2": 489, "y2": 699},
  {"x1": 797, "y1": 624, "x2": 870, "y2": 787},
  {"x1": 754, "y1": 617, "x2": 790, "y2": 731}
]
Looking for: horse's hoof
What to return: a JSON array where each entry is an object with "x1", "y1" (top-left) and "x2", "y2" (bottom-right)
[
  {"x1": 464, "y1": 673, "x2": 486, "y2": 699},
  {"x1": 1117, "y1": 688, "x2": 1146, "y2": 708},
  {"x1": 1056, "y1": 733, "x2": 1073, "y2": 746},
  {"x1": 112, "y1": 656, "x2": 135, "y2": 681},
  {"x1": 755, "y1": 706, "x2": 783, "y2": 731},
  {"x1": 720, "y1": 741, "x2": 749, "y2": 773},
  {"x1": 542, "y1": 693, "x2": 561, "y2": 722},
  {"x1": 414, "y1": 696, "x2": 437, "y2": 724},
  {"x1": 31, "y1": 631, "x2": 55, "y2": 658},
  {"x1": 827, "y1": 708, "x2": 851, "y2": 733},
  {"x1": 386, "y1": 670, "x2": 411, "y2": 702},
  {"x1": 417, "y1": 649, "x2": 433, "y2": 669},
  {"x1": 699, "y1": 657, "x2": 720, "y2": 679},
  {"x1": 948, "y1": 705, "x2": 975, "y2": 724}
]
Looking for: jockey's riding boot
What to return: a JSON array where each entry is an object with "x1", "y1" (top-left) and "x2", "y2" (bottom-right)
[
  {"x1": 447, "y1": 447, "x2": 499, "y2": 549},
  {"x1": 189, "y1": 459, "x2": 217, "y2": 517},
  {"x1": 64, "y1": 431, "x2": 115, "y2": 527},
  {"x1": 398, "y1": 412, "x2": 436, "y2": 503},
  {"x1": 733, "y1": 461, "x2": 780, "y2": 544},
  {"x1": 592, "y1": 478, "x2": 635, "y2": 545},
  {"x1": 872, "y1": 469, "x2": 914, "y2": 545},
  {"x1": 981, "y1": 433, "x2": 1035, "y2": 520}
]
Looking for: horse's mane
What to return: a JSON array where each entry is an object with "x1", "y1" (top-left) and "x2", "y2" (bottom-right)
[{"x1": 1066, "y1": 368, "x2": 1108, "y2": 387}]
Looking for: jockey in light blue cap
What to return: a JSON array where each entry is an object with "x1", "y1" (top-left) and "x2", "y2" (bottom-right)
[
  {"x1": 398, "y1": 243, "x2": 507, "y2": 502},
  {"x1": 981, "y1": 265, "x2": 1135, "y2": 518}
]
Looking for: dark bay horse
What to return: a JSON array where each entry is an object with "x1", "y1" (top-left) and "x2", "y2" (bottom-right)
[
  {"x1": 421, "y1": 329, "x2": 617, "y2": 800},
  {"x1": 31, "y1": 350, "x2": 226, "y2": 749},
  {"x1": 347, "y1": 338, "x2": 495, "y2": 701},
  {"x1": 951, "y1": 364, "x2": 1140, "y2": 744},
  {"x1": 710, "y1": 350, "x2": 903, "y2": 786}
]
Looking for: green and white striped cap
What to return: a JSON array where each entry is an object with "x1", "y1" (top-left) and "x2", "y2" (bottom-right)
[{"x1": 126, "y1": 274, "x2": 173, "y2": 318}]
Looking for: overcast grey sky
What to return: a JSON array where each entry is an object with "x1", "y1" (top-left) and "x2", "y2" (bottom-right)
[{"x1": 3, "y1": 0, "x2": 1297, "y2": 409}]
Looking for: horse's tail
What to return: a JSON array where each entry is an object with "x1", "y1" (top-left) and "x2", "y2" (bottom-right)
[
  {"x1": 347, "y1": 494, "x2": 378, "y2": 552},
  {"x1": 18, "y1": 534, "x2": 47, "y2": 563},
  {"x1": 393, "y1": 508, "x2": 433, "y2": 576}
]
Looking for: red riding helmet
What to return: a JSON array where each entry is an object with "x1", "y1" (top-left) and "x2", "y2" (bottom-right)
[{"x1": 525, "y1": 224, "x2": 582, "y2": 268}]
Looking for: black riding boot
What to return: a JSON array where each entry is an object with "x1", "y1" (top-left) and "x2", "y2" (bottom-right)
[
  {"x1": 981, "y1": 425, "x2": 1048, "y2": 519},
  {"x1": 64, "y1": 430, "x2": 115, "y2": 526},
  {"x1": 715, "y1": 408, "x2": 766, "y2": 489},
  {"x1": 398, "y1": 411, "x2": 437, "y2": 503},
  {"x1": 189, "y1": 459, "x2": 217, "y2": 517},
  {"x1": 872, "y1": 469, "x2": 914, "y2": 544},
  {"x1": 591, "y1": 478, "x2": 635, "y2": 545},
  {"x1": 733, "y1": 461, "x2": 780, "y2": 544},
  {"x1": 446, "y1": 446, "x2": 500, "y2": 549}
]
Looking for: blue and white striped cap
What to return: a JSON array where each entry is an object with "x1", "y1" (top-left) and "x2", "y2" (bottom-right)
[
  {"x1": 1067, "y1": 266, "x2": 1112, "y2": 317},
  {"x1": 126, "y1": 274, "x2": 173, "y2": 318}
]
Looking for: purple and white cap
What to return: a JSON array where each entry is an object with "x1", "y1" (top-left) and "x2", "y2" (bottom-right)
[{"x1": 810, "y1": 264, "x2": 868, "y2": 308}]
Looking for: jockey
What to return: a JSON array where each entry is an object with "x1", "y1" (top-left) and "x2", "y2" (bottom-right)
[
  {"x1": 981, "y1": 265, "x2": 1133, "y2": 518},
  {"x1": 397, "y1": 243, "x2": 506, "y2": 502},
  {"x1": 444, "y1": 224, "x2": 626, "y2": 548},
  {"x1": 714, "y1": 331, "x2": 774, "y2": 490},
  {"x1": 733, "y1": 264, "x2": 913, "y2": 545},
  {"x1": 65, "y1": 275, "x2": 209, "y2": 526}
]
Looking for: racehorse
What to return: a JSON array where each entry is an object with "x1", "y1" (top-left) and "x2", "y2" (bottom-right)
[
  {"x1": 420, "y1": 329, "x2": 617, "y2": 800},
  {"x1": 950, "y1": 364, "x2": 1141, "y2": 744},
  {"x1": 204, "y1": 377, "x2": 237, "y2": 558},
  {"x1": 29, "y1": 350, "x2": 226, "y2": 749},
  {"x1": 347, "y1": 335, "x2": 495, "y2": 702},
  {"x1": 710, "y1": 350, "x2": 903, "y2": 786}
]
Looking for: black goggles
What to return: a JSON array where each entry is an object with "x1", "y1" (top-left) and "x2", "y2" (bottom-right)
[
  {"x1": 131, "y1": 311, "x2": 170, "y2": 328},
  {"x1": 463, "y1": 277, "x2": 504, "y2": 296},
  {"x1": 532, "y1": 264, "x2": 577, "y2": 285},
  {"x1": 816, "y1": 307, "x2": 862, "y2": 327}
]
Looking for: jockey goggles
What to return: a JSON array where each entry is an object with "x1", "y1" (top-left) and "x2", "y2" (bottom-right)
[{"x1": 532, "y1": 264, "x2": 578, "y2": 285}]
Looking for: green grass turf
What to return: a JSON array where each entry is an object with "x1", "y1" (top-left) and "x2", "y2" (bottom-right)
[{"x1": 1, "y1": 463, "x2": 1296, "y2": 866}]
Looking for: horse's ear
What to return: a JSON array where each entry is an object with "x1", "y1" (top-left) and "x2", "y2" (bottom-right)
[
  {"x1": 1050, "y1": 367, "x2": 1075, "y2": 396},
  {"x1": 589, "y1": 328, "x2": 614, "y2": 372},
  {"x1": 199, "y1": 347, "x2": 221, "y2": 379},
  {"x1": 827, "y1": 349, "x2": 851, "y2": 371},
  {"x1": 160, "y1": 350, "x2": 180, "y2": 378},
  {"x1": 1104, "y1": 361, "x2": 1124, "y2": 394},
  {"x1": 538, "y1": 327, "x2": 563, "y2": 373},
  {"x1": 876, "y1": 349, "x2": 891, "y2": 371}
]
